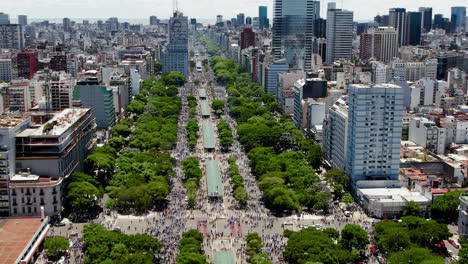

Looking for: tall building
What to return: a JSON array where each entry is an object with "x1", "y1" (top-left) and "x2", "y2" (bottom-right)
[
  {"x1": 50, "y1": 76, "x2": 73, "y2": 111},
  {"x1": 73, "y1": 78, "x2": 116, "y2": 128},
  {"x1": 406, "y1": 12, "x2": 422, "y2": 46},
  {"x1": 326, "y1": 2, "x2": 353, "y2": 64},
  {"x1": 0, "y1": 24, "x2": 24, "y2": 50},
  {"x1": 272, "y1": 0, "x2": 320, "y2": 71},
  {"x1": 162, "y1": 11, "x2": 189, "y2": 77},
  {"x1": 389, "y1": 8, "x2": 407, "y2": 46},
  {"x1": 0, "y1": 116, "x2": 31, "y2": 216},
  {"x1": 216, "y1": 15, "x2": 224, "y2": 25},
  {"x1": 246, "y1": 17, "x2": 252, "y2": 25},
  {"x1": 149, "y1": 15, "x2": 159, "y2": 25},
  {"x1": 237, "y1": 13, "x2": 245, "y2": 26},
  {"x1": 18, "y1": 15, "x2": 27, "y2": 26},
  {"x1": 314, "y1": 18, "x2": 326, "y2": 38},
  {"x1": 0, "y1": 59, "x2": 13, "y2": 82},
  {"x1": 359, "y1": 27, "x2": 398, "y2": 63},
  {"x1": 17, "y1": 52, "x2": 37, "y2": 79},
  {"x1": 346, "y1": 84, "x2": 404, "y2": 182},
  {"x1": 240, "y1": 28, "x2": 255, "y2": 50},
  {"x1": 0, "y1": 13, "x2": 9, "y2": 25},
  {"x1": 50, "y1": 54, "x2": 67, "y2": 72},
  {"x1": 323, "y1": 96, "x2": 348, "y2": 170},
  {"x1": 434, "y1": 14, "x2": 444, "y2": 29},
  {"x1": 259, "y1": 6, "x2": 268, "y2": 29},
  {"x1": 451, "y1": 6, "x2": 467, "y2": 32},
  {"x1": 418, "y1": 7, "x2": 432, "y2": 32},
  {"x1": 264, "y1": 59, "x2": 289, "y2": 95},
  {"x1": 63, "y1": 17, "x2": 71, "y2": 32}
]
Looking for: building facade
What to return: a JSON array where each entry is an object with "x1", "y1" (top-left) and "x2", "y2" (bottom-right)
[
  {"x1": 162, "y1": 12, "x2": 189, "y2": 77},
  {"x1": 272, "y1": 0, "x2": 319, "y2": 71},
  {"x1": 326, "y1": 3, "x2": 353, "y2": 64},
  {"x1": 346, "y1": 84, "x2": 404, "y2": 183},
  {"x1": 0, "y1": 24, "x2": 24, "y2": 50},
  {"x1": 73, "y1": 78, "x2": 116, "y2": 128}
]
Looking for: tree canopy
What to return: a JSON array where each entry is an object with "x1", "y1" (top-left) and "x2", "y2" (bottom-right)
[{"x1": 44, "y1": 236, "x2": 69, "y2": 260}]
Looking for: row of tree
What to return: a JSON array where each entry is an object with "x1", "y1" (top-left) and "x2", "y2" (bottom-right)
[
  {"x1": 187, "y1": 118, "x2": 199, "y2": 150},
  {"x1": 227, "y1": 158, "x2": 248, "y2": 206},
  {"x1": 82, "y1": 77, "x2": 184, "y2": 214},
  {"x1": 176, "y1": 230, "x2": 208, "y2": 264},
  {"x1": 196, "y1": 33, "x2": 227, "y2": 57},
  {"x1": 82, "y1": 224, "x2": 162, "y2": 264},
  {"x1": 209, "y1": 56, "x2": 331, "y2": 214},
  {"x1": 182, "y1": 157, "x2": 203, "y2": 208},
  {"x1": 245, "y1": 233, "x2": 274, "y2": 264},
  {"x1": 217, "y1": 120, "x2": 234, "y2": 150}
]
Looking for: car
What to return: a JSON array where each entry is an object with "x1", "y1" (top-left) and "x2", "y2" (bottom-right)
[
  {"x1": 55, "y1": 222, "x2": 66, "y2": 227},
  {"x1": 344, "y1": 211, "x2": 351, "y2": 217},
  {"x1": 112, "y1": 227, "x2": 121, "y2": 232}
]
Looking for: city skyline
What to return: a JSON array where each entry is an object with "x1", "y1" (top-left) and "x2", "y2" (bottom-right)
[{"x1": 0, "y1": 0, "x2": 467, "y2": 22}]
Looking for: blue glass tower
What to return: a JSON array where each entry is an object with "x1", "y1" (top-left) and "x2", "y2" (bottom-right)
[{"x1": 259, "y1": 6, "x2": 268, "y2": 29}]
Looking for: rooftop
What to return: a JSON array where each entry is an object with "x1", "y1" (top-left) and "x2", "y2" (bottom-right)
[
  {"x1": 359, "y1": 187, "x2": 431, "y2": 204},
  {"x1": 0, "y1": 217, "x2": 45, "y2": 264},
  {"x1": 16, "y1": 108, "x2": 89, "y2": 137},
  {"x1": 0, "y1": 116, "x2": 29, "y2": 128}
]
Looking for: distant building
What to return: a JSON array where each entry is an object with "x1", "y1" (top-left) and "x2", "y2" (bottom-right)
[
  {"x1": 273, "y1": 0, "x2": 320, "y2": 70},
  {"x1": 18, "y1": 15, "x2": 27, "y2": 26},
  {"x1": 17, "y1": 52, "x2": 37, "y2": 79},
  {"x1": 246, "y1": 17, "x2": 252, "y2": 25},
  {"x1": 314, "y1": 18, "x2": 327, "y2": 38},
  {"x1": 50, "y1": 54, "x2": 67, "y2": 72},
  {"x1": 240, "y1": 28, "x2": 255, "y2": 50},
  {"x1": 360, "y1": 27, "x2": 398, "y2": 63},
  {"x1": 237, "y1": 13, "x2": 245, "y2": 26},
  {"x1": 326, "y1": 2, "x2": 353, "y2": 64},
  {"x1": 389, "y1": 8, "x2": 407, "y2": 47},
  {"x1": 8, "y1": 82, "x2": 32, "y2": 112},
  {"x1": 50, "y1": 75, "x2": 73, "y2": 111},
  {"x1": 0, "y1": 59, "x2": 13, "y2": 82},
  {"x1": 0, "y1": 13, "x2": 10, "y2": 25},
  {"x1": 293, "y1": 77, "x2": 327, "y2": 127},
  {"x1": 162, "y1": 11, "x2": 189, "y2": 77},
  {"x1": 259, "y1": 6, "x2": 269, "y2": 29},
  {"x1": 0, "y1": 24, "x2": 24, "y2": 50},
  {"x1": 451, "y1": 6, "x2": 466, "y2": 32},
  {"x1": 346, "y1": 84, "x2": 404, "y2": 183},
  {"x1": 73, "y1": 78, "x2": 116, "y2": 128},
  {"x1": 264, "y1": 59, "x2": 289, "y2": 96},
  {"x1": 149, "y1": 15, "x2": 159, "y2": 25},
  {"x1": 418, "y1": 7, "x2": 432, "y2": 32}
]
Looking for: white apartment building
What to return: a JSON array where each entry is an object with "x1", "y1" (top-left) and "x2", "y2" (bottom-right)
[
  {"x1": 408, "y1": 117, "x2": 447, "y2": 154},
  {"x1": 346, "y1": 84, "x2": 404, "y2": 182},
  {"x1": 323, "y1": 96, "x2": 348, "y2": 170}
]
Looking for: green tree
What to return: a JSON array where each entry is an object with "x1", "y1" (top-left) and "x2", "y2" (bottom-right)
[
  {"x1": 44, "y1": 236, "x2": 69, "y2": 260},
  {"x1": 128, "y1": 100, "x2": 146, "y2": 115},
  {"x1": 112, "y1": 124, "x2": 132, "y2": 137},
  {"x1": 234, "y1": 187, "x2": 249, "y2": 204},
  {"x1": 212, "y1": 99, "x2": 225, "y2": 111},
  {"x1": 154, "y1": 62, "x2": 162, "y2": 74},
  {"x1": 403, "y1": 201, "x2": 421, "y2": 216},
  {"x1": 341, "y1": 193, "x2": 354, "y2": 204},
  {"x1": 388, "y1": 248, "x2": 444, "y2": 264},
  {"x1": 66, "y1": 181, "x2": 102, "y2": 212},
  {"x1": 340, "y1": 224, "x2": 369, "y2": 251},
  {"x1": 431, "y1": 191, "x2": 465, "y2": 223},
  {"x1": 161, "y1": 71, "x2": 186, "y2": 86},
  {"x1": 109, "y1": 137, "x2": 125, "y2": 150}
]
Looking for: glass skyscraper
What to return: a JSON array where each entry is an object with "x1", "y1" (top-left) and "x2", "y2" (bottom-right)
[
  {"x1": 451, "y1": 6, "x2": 466, "y2": 32},
  {"x1": 259, "y1": 6, "x2": 268, "y2": 29},
  {"x1": 272, "y1": 0, "x2": 320, "y2": 71}
]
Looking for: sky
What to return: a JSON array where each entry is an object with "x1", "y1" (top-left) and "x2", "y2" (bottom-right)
[{"x1": 1, "y1": 0, "x2": 467, "y2": 23}]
